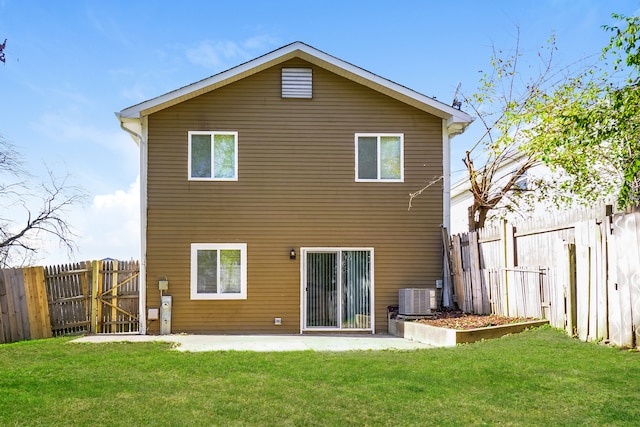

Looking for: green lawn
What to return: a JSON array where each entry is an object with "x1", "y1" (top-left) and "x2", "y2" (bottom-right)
[{"x1": 0, "y1": 326, "x2": 638, "y2": 426}]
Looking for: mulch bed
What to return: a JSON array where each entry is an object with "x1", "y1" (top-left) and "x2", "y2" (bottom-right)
[{"x1": 416, "y1": 311, "x2": 537, "y2": 330}]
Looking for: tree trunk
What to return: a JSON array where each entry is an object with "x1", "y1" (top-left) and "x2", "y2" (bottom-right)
[{"x1": 468, "y1": 204, "x2": 489, "y2": 231}]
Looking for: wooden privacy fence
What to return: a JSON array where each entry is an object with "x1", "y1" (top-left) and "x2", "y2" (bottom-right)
[
  {"x1": 0, "y1": 259, "x2": 139, "y2": 344},
  {"x1": 451, "y1": 205, "x2": 640, "y2": 348},
  {"x1": 0, "y1": 267, "x2": 52, "y2": 344}
]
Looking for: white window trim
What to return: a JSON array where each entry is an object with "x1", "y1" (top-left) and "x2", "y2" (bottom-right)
[
  {"x1": 188, "y1": 131, "x2": 238, "y2": 181},
  {"x1": 354, "y1": 133, "x2": 404, "y2": 182},
  {"x1": 190, "y1": 243, "x2": 247, "y2": 300}
]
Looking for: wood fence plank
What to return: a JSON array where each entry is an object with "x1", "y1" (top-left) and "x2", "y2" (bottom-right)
[
  {"x1": 613, "y1": 213, "x2": 635, "y2": 347},
  {"x1": 463, "y1": 270, "x2": 472, "y2": 313},
  {"x1": 503, "y1": 222, "x2": 515, "y2": 317},
  {"x1": 3, "y1": 269, "x2": 18, "y2": 342},
  {"x1": 506, "y1": 270, "x2": 517, "y2": 317},
  {"x1": 540, "y1": 267, "x2": 551, "y2": 321},
  {"x1": 481, "y1": 269, "x2": 491, "y2": 314},
  {"x1": 4, "y1": 269, "x2": 27, "y2": 341},
  {"x1": 565, "y1": 243, "x2": 577, "y2": 337},
  {"x1": 0, "y1": 270, "x2": 8, "y2": 343},
  {"x1": 632, "y1": 212, "x2": 640, "y2": 347},
  {"x1": 451, "y1": 235, "x2": 465, "y2": 308},
  {"x1": 468, "y1": 232, "x2": 482, "y2": 314},
  {"x1": 551, "y1": 241, "x2": 564, "y2": 329},
  {"x1": 23, "y1": 267, "x2": 52, "y2": 339},
  {"x1": 607, "y1": 217, "x2": 623, "y2": 346},
  {"x1": 111, "y1": 260, "x2": 118, "y2": 333},
  {"x1": 526, "y1": 270, "x2": 542, "y2": 318},
  {"x1": 497, "y1": 269, "x2": 507, "y2": 316},
  {"x1": 575, "y1": 221, "x2": 591, "y2": 342},
  {"x1": 586, "y1": 220, "x2": 602, "y2": 341},
  {"x1": 595, "y1": 221, "x2": 608, "y2": 341},
  {"x1": 91, "y1": 260, "x2": 99, "y2": 333},
  {"x1": 488, "y1": 269, "x2": 499, "y2": 315},
  {"x1": 553, "y1": 240, "x2": 574, "y2": 332},
  {"x1": 15, "y1": 269, "x2": 30, "y2": 341},
  {"x1": 23, "y1": 267, "x2": 40, "y2": 339},
  {"x1": 80, "y1": 266, "x2": 90, "y2": 330}
]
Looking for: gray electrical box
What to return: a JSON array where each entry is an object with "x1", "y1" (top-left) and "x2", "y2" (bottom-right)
[{"x1": 160, "y1": 295, "x2": 172, "y2": 335}]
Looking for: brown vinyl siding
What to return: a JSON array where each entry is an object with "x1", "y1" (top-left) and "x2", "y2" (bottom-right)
[{"x1": 145, "y1": 58, "x2": 443, "y2": 334}]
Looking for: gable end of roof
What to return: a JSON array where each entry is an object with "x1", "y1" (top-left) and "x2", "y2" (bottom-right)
[{"x1": 118, "y1": 41, "x2": 473, "y2": 132}]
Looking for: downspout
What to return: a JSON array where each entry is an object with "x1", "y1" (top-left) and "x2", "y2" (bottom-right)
[
  {"x1": 441, "y1": 119, "x2": 453, "y2": 308},
  {"x1": 116, "y1": 113, "x2": 148, "y2": 335},
  {"x1": 442, "y1": 120, "x2": 451, "y2": 232}
]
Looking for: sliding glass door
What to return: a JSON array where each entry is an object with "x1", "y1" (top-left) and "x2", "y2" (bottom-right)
[{"x1": 303, "y1": 248, "x2": 373, "y2": 331}]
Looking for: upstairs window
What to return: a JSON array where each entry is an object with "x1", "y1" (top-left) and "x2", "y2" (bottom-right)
[
  {"x1": 355, "y1": 133, "x2": 404, "y2": 182},
  {"x1": 188, "y1": 131, "x2": 238, "y2": 181}
]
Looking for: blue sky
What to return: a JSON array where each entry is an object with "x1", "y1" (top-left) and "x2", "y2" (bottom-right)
[{"x1": 0, "y1": 0, "x2": 638, "y2": 265}]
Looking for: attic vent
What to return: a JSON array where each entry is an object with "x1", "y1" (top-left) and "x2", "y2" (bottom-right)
[{"x1": 282, "y1": 68, "x2": 312, "y2": 98}]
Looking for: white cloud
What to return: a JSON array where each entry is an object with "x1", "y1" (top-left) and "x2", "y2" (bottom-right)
[
  {"x1": 185, "y1": 35, "x2": 280, "y2": 70},
  {"x1": 119, "y1": 83, "x2": 148, "y2": 102},
  {"x1": 42, "y1": 176, "x2": 141, "y2": 265},
  {"x1": 186, "y1": 40, "x2": 242, "y2": 69},
  {"x1": 5, "y1": 176, "x2": 140, "y2": 267},
  {"x1": 29, "y1": 110, "x2": 139, "y2": 179},
  {"x1": 32, "y1": 110, "x2": 121, "y2": 147},
  {"x1": 242, "y1": 35, "x2": 280, "y2": 51}
]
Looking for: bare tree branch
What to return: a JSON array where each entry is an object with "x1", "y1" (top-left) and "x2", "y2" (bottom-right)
[
  {"x1": 408, "y1": 176, "x2": 444, "y2": 210},
  {"x1": 0, "y1": 136, "x2": 85, "y2": 267}
]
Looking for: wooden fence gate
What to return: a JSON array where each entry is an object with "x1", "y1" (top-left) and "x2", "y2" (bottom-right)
[
  {"x1": 1, "y1": 259, "x2": 140, "y2": 343},
  {"x1": 46, "y1": 259, "x2": 140, "y2": 336},
  {"x1": 91, "y1": 260, "x2": 140, "y2": 334}
]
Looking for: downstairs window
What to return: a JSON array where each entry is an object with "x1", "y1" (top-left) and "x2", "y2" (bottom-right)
[{"x1": 190, "y1": 243, "x2": 247, "y2": 300}]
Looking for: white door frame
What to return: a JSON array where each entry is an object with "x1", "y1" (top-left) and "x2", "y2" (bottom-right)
[{"x1": 300, "y1": 247, "x2": 375, "y2": 333}]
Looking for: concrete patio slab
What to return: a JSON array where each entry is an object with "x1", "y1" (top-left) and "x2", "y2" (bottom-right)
[{"x1": 71, "y1": 333, "x2": 434, "y2": 352}]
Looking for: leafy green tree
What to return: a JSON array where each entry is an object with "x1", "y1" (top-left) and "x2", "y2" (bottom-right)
[
  {"x1": 460, "y1": 29, "x2": 568, "y2": 230},
  {"x1": 461, "y1": 13, "x2": 640, "y2": 231},
  {"x1": 528, "y1": 13, "x2": 640, "y2": 209}
]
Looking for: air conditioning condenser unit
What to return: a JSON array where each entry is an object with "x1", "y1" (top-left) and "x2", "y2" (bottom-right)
[{"x1": 398, "y1": 288, "x2": 436, "y2": 315}]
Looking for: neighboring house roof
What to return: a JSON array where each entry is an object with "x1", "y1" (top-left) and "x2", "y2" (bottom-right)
[
  {"x1": 451, "y1": 151, "x2": 531, "y2": 202},
  {"x1": 449, "y1": 153, "x2": 555, "y2": 234},
  {"x1": 117, "y1": 41, "x2": 473, "y2": 135}
]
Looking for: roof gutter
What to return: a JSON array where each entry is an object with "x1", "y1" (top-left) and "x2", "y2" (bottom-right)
[{"x1": 115, "y1": 112, "x2": 148, "y2": 335}]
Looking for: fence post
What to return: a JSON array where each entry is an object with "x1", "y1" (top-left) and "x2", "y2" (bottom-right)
[
  {"x1": 90, "y1": 260, "x2": 99, "y2": 333},
  {"x1": 564, "y1": 243, "x2": 578, "y2": 336},
  {"x1": 111, "y1": 260, "x2": 119, "y2": 333}
]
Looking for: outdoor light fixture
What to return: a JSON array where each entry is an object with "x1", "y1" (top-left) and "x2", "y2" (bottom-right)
[{"x1": 290, "y1": 248, "x2": 296, "y2": 260}]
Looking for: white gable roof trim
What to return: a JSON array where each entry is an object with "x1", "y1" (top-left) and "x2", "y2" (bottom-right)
[{"x1": 118, "y1": 42, "x2": 473, "y2": 133}]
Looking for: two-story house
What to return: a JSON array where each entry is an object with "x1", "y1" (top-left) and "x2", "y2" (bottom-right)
[{"x1": 117, "y1": 42, "x2": 472, "y2": 334}]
